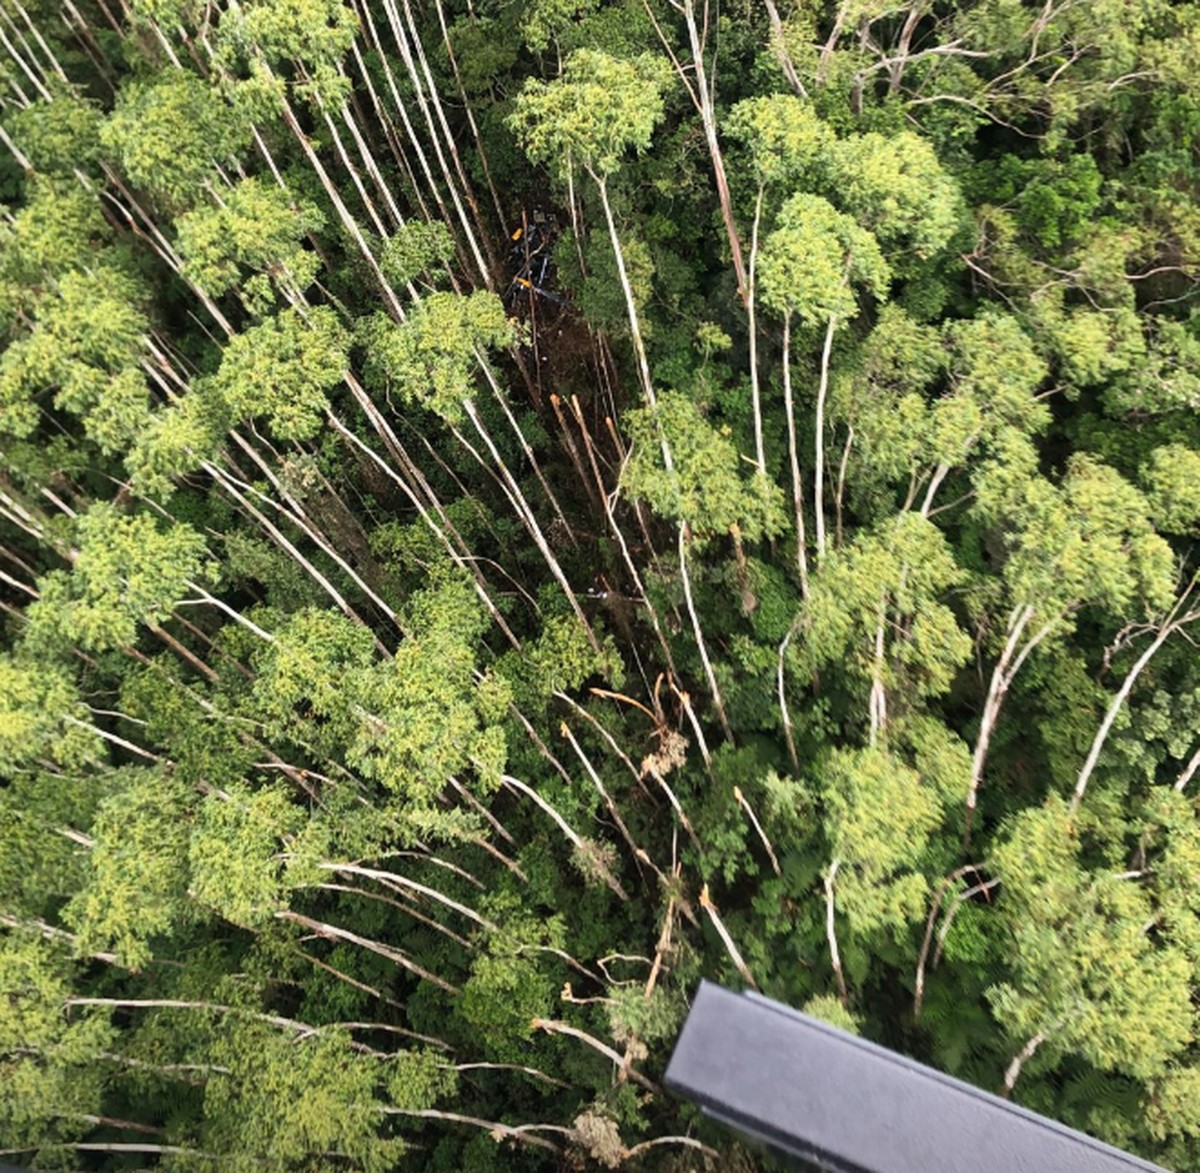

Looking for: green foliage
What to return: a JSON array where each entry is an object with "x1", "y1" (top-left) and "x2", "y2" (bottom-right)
[
  {"x1": 825, "y1": 130, "x2": 962, "y2": 259},
  {"x1": 26, "y1": 505, "x2": 211, "y2": 653},
  {"x1": 4, "y1": 95, "x2": 102, "y2": 175},
  {"x1": 498, "y1": 612, "x2": 623, "y2": 706},
  {"x1": 973, "y1": 154, "x2": 1104, "y2": 250},
  {"x1": 509, "y1": 50, "x2": 669, "y2": 179},
  {"x1": 758, "y1": 194, "x2": 890, "y2": 324},
  {"x1": 989, "y1": 797, "x2": 1194, "y2": 1081},
  {"x1": 458, "y1": 903, "x2": 563, "y2": 1061},
  {"x1": 380, "y1": 220, "x2": 456, "y2": 286},
  {"x1": 100, "y1": 69, "x2": 250, "y2": 205},
  {"x1": 819, "y1": 746, "x2": 941, "y2": 937},
  {"x1": 0, "y1": 939, "x2": 114, "y2": 1153},
  {"x1": 5, "y1": 0, "x2": 1200, "y2": 1164},
  {"x1": 176, "y1": 179, "x2": 325, "y2": 312},
  {"x1": 63, "y1": 768, "x2": 193, "y2": 969},
  {"x1": 210, "y1": 305, "x2": 349, "y2": 440},
  {"x1": 1143, "y1": 444, "x2": 1200, "y2": 533},
  {"x1": 189, "y1": 783, "x2": 304, "y2": 928},
  {"x1": 348, "y1": 576, "x2": 506, "y2": 801},
  {"x1": 202, "y1": 1025, "x2": 406, "y2": 1171},
  {"x1": 359, "y1": 291, "x2": 511, "y2": 425},
  {"x1": 802, "y1": 994, "x2": 862, "y2": 1035},
  {"x1": 985, "y1": 454, "x2": 1176, "y2": 624},
  {"x1": 520, "y1": 0, "x2": 600, "y2": 53},
  {"x1": 0, "y1": 656, "x2": 100, "y2": 770},
  {"x1": 794, "y1": 513, "x2": 971, "y2": 700},
  {"x1": 622, "y1": 391, "x2": 786, "y2": 542},
  {"x1": 0, "y1": 267, "x2": 151, "y2": 451},
  {"x1": 726, "y1": 95, "x2": 836, "y2": 189}
]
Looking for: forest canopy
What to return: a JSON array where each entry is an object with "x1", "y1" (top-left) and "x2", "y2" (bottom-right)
[{"x1": 2, "y1": 0, "x2": 1200, "y2": 1168}]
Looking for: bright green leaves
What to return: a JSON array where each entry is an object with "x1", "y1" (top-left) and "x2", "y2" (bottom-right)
[
  {"x1": 459, "y1": 903, "x2": 564, "y2": 1060},
  {"x1": 825, "y1": 130, "x2": 961, "y2": 259},
  {"x1": 251, "y1": 606, "x2": 375, "y2": 758},
  {"x1": 228, "y1": 0, "x2": 358, "y2": 68},
  {"x1": 520, "y1": 0, "x2": 599, "y2": 53},
  {"x1": 622, "y1": 391, "x2": 786, "y2": 542},
  {"x1": 218, "y1": 0, "x2": 359, "y2": 106},
  {"x1": 126, "y1": 390, "x2": 227, "y2": 500},
  {"x1": 944, "y1": 312, "x2": 1050, "y2": 438},
  {"x1": 0, "y1": 179, "x2": 109, "y2": 316},
  {"x1": 202, "y1": 1025, "x2": 405, "y2": 1172},
  {"x1": 1140, "y1": 789, "x2": 1200, "y2": 980},
  {"x1": 380, "y1": 220, "x2": 455, "y2": 287},
  {"x1": 510, "y1": 50, "x2": 669, "y2": 179},
  {"x1": 726, "y1": 99, "x2": 958, "y2": 267},
  {"x1": 905, "y1": 309, "x2": 1051, "y2": 483},
  {"x1": 820, "y1": 745, "x2": 941, "y2": 935},
  {"x1": 0, "y1": 269, "x2": 151, "y2": 452},
  {"x1": 1143, "y1": 445, "x2": 1200, "y2": 534},
  {"x1": 497, "y1": 613, "x2": 623, "y2": 707},
  {"x1": 358, "y1": 291, "x2": 511, "y2": 426},
  {"x1": 989, "y1": 797, "x2": 1193, "y2": 1081},
  {"x1": 348, "y1": 576, "x2": 505, "y2": 801},
  {"x1": 209, "y1": 305, "x2": 348, "y2": 440},
  {"x1": 0, "y1": 773, "x2": 96, "y2": 924},
  {"x1": 726, "y1": 94, "x2": 835, "y2": 189},
  {"x1": 63, "y1": 769, "x2": 193, "y2": 970},
  {"x1": 758, "y1": 194, "x2": 890, "y2": 324},
  {"x1": 0, "y1": 939, "x2": 113, "y2": 1154},
  {"x1": 387, "y1": 1047, "x2": 457, "y2": 1111},
  {"x1": 100, "y1": 69, "x2": 251, "y2": 206},
  {"x1": 0, "y1": 656, "x2": 99, "y2": 771},
  {"x1": 794, "y1": 513, "x2": 970, "y2": 700},
  {"x1": 992, "y1": 454, "x2": 1176, "y2": 624},
  {"x1": 3, "y1": 94, "x2": 102, "y2": 175},
  {"x1": 189, "y1": 784, "x2": 304, "y2": 929},
  {"x1": 251, "y1": 578, "x2": 505, "y2": 806},
  {"x1": 175, "y1": 179, "x2": 325, "y2": 313},
  {"x1": 26, "y1": 505, "x2": 211, "y2": 654},
  {"x1": 119, "y1": 665, "x2": 256, "y2": 790}
]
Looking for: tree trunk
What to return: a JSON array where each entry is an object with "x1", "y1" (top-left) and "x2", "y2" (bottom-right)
[{"x1": 814, "y1": 315, "x2": 836, "y2": 561}]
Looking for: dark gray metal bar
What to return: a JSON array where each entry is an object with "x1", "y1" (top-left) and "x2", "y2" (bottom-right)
[{"x1": 664, "y1": 980, "x2": 1166, "y2": 1173}]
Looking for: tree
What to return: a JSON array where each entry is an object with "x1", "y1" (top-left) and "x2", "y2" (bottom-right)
[
  {"x1": 25, "y1": 505, "x2": 213, "y2": 654},
  {"x1": 988, "y1": 797, "x2": 1194, "y2": 1097},
  {"x1": 209, "y1": 306, "x2": 349, "y2": 441},
  {"x1": 175, "y1": 178, "x2": 326, "y2": 315},
  {"x1": 758, "y1": 193, "x2": 889, "y2": 568}
]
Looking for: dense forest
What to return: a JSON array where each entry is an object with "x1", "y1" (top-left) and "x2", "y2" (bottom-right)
[{"x1": 2, "y1": 0, "x2": 1200, "y2": 1167}]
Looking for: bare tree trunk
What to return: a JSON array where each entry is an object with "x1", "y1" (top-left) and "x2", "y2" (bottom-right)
[
  {"x1": 679, "y1": 0, "x2": 747, "y2": 300},
  {"x1": 824, "y1": 860, "x2": 848, "y2": 1005},
  {"x1": 594, "y1": 172, "x2": 656, "y2": 409},
  {"x1": 781, "y1": 315, "x2": 810, "y2": 598},
  {"x1": 965, "y1": 604, "x2": 1056, "y2": 850},
  {"x1": 814, "y1": 315, "x2": 836, "y2": 561},
  {"x1": 1072, "y1": 600, "x2": 1199, "y2": 813},
  {"x1": 678, "y1": 527, "x2": 734, "y2": 744},
  {"x1": 1001, "y1": 1030, "x2": 1046, "y2": 1099},
  {"x1": 868, "y1": 615, "x2": 887, "y2": 744},
  {"x1": 747, "y1": 187, "x2": 766, "y2": 474},
  {"x1": 1175, "y1": 743, "x2": 1200, "y2": 792}
]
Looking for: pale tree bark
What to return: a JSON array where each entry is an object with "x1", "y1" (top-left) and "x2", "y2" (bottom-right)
[
  {"x1": 781, "y1": 315, "x2": 811, "y2": 598},
  {"x1": 1072, "y1": 590, "x2": 1200, "y2": 813},
  {"x1": 964, "y1": 604, "x2": 1058, "y2": 850},
  {"x1": 814, "y1": 315, "x2": 837, "y2": 561},
  {"x1": 747, "y1": 187, "x2": 767, "y2": 474},
  {"x1": 824, "y1": 860, "x2": 849, "y2": 1006},
  {"x1": 1001, "y1": 1030, "x2": 1046, "y2": 1099}
]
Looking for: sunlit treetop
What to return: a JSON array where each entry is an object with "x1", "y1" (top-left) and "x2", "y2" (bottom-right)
[{"x1": 509, "y1": 49, "x2": 670, "y2": 179}]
